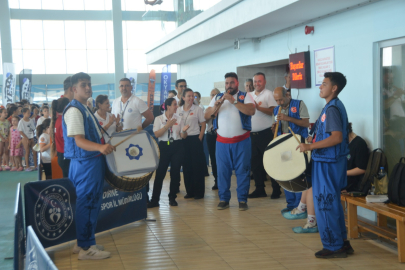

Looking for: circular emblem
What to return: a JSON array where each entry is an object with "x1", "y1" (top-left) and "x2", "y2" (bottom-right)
[
  {"x1": 34, "y1": 185, "x2": 73, "y2": 240},
  {"x1": 99, "y1": 121, "x2": 103, "y2": 126},
  {"x1": 128, "y1": 108, "x2": 133, "y2": 113},
  {"x1": 190, "y1": 113, "x2": 194, "y2": 116},
  {"x1": 321, "y1": 113, "x2": 326, "y2": 122},
  {"x1": 291, "y1": 107, "x2": 297, "y2": 113},
  {"x1": 239, "y1": 95, "x2": 245, "y2": 100},
  {"x1": 258, "y1": 101, "x2": 262, "y2": 106},
  {"x1": 40, "y1": 137, "x2": 45, "y2": 143},
  {"x1": 125, "y1": 144, "x2": 143, "y2": 160}
]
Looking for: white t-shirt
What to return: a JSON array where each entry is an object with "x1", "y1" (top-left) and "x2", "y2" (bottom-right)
[
  {"x1": 36, "y1": 116, "x2": 50, "y2": 127},
  {"x1": 17, "y1": 118, "x2": 36, "y2": 139},
  {"x1": 384, "y1": 88, "x2": 405, "y2": 118},
  {"x1": 94, "y1": 111, "x2": 116, "y2": 142},
  {"x1": 176, "y1": 104, "x2": 205, "y2": 136},
  {"x1": 39, "y1": 133, "x2": 51, "y2": 163},
  {"x1": 208, "y1": 91, "x2": 254, "y2": 138},
  {"x1": 251, "y1": 89, "x2": 278, "y2": 132},
  {"x1": 174, "y1": 96, "x2": 180, "y2": 104},
  {"x1": 111, "y1": 95, "x2": 148, "y2": 130},
  {"x1": 153, "y1": 113, "x2": 184, "y2": 141},
  {"x1": 64, "y1": 106, "x2": 102, "y2": 139}
]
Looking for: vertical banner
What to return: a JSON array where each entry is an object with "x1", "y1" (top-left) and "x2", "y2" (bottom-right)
[
  {"x1": 159, "y1": 65, "x2": 171, "y2": 104},
  {"x1": 25, "y1": 226, "x2": 58, "y2": 270},
  {"x1": 2, "y1": 63, "x2": 16, "y2": 105},
  {"x1": 126, "y1": 69, "x2": 138, "y2": 95},
  {"x1": 147, "y1": 69, "x2": 156, "y2": 112},
  {"x1": 19, "y1": 69, "x2": 32, "y2": 101}
]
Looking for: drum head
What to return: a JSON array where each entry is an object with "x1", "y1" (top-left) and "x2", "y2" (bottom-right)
[{"x1": 263, "y1": 133, "x2": 310, "y2": 182}]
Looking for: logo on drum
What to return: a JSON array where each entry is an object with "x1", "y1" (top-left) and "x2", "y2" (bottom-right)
[
  {"x1": 291, "y1": 107, "x2": 297, "y2": 113},
  {"x1": 125, "y1": 144, "x2": 143, "y2": 160},
  {"x1": 34, "y1": 185, "x2": 73, "y2": 240},
  {"x1": 321, "y1": 113, "x2": 326, "y2": 122}
]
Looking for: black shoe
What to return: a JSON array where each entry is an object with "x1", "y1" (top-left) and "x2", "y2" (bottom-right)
[
  {"x1": 147, "y1": 201, "x2": 159, "y2": 208},
  {"x1": 315, "y1": 248, "x2": 347, "y2": 259},
  {"x1": 248, "y1": 189, "x2": 267, "y2": 198},
  {"x1": 212, "y1": 184, "x2": 218, "y2": 190},
  {"x1": 217, "y1": 201, "x2": 229, "y2": 210},
  {"x1": 184, "y1": 194, "x2": 194, "y2": 199},
  {"x1": 169, "y1": 199, "x2": 178, "y2": 206},
  {"x1": 194, "y1": 196, "x2": 204, "y2": 200},
  {"x1": 271, "y1": 189, "x2": 281, "y2": 199},
  {"x1": 343, "y1": 240, "x2": 354, "y2": 254},
  {"x1": 239, "y1": 202, "x2": 248, "y2": 211}
]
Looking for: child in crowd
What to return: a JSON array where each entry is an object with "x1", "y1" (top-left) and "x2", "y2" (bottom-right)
[
  {"x1": 18, "y1": 108, "x2": 37, "y2": 171},
  {"x1": 37, "y1": 105, "x2": 50, "y2": 127},
  {"x1": 37, "y1": 118, "x2": 52, "y2": 179},
  {"x1": 9, "y1": 116, "x2": 23, "y2": 171},
  {"x1": 0, "y1": 108, "x2": 11, "y2": 171},
  {"x1": 31, "y1": 106, "x2": 40, "y2": 125},
  {"x1": 7, "y1": 106, "x2": 19, "y2": 124}
]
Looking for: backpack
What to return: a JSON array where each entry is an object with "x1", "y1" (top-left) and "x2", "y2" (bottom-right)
[
  {"x1": 357, "y1": 148, "x2": 388, "y2": 194},
  {"x1": 388, "y1": 158, "x2": 405, "y2": 206}
]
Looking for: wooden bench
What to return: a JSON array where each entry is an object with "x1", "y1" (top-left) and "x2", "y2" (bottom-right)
[{"x1": 341, "y1": 194, "x2": 405, "y2": 262}]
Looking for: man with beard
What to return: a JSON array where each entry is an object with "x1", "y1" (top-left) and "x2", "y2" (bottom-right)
[{"x1": 205, "y1": 72, "x2": 255, "y2": 211}]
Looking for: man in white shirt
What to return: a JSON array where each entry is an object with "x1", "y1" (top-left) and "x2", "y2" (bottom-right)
[
  {"x1": 248, "y1": 72, "x2": 278, "y2": 199},
  {"x1": 174, "y1": 79, "x2": 187, "y2": 103},
  {"x1": 205, "y1": 72, "x2": 255, "y2": 211},
  {"x1": 111, "y1": 78, "x2": 154, "y2": 130}
]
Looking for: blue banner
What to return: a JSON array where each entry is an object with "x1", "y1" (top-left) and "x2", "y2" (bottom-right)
[
  {"x1": 14, "y1": 183, "x2": 25, "y2": 270},
  {"x1": 159, "y1": 65, "x2": 171, "y2": 105},
  {"x1": 24, "y1": 178, "x2": 147, "y2": 249},
  {"x1": 25, "y1": 226, "x2": 58, "y2": 270}
]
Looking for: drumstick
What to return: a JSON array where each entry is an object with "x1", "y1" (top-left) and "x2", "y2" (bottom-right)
[
  {"x1": 288, "y1": 127, "x2": 308, "y2": 154},
  {"x1": 113, "y1": 126, "x2": 143, "y2": 148},
  {"x1": 273, "y1": 120, "x2": 279, "y2": 139}
]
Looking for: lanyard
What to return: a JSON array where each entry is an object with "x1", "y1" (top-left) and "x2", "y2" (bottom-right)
[
  {"x1": 120, "y1": 96, "x2": 131, "y2": 122},
  {"x1": 183, "y1": 107, "x2": 193, "y2": 125}
]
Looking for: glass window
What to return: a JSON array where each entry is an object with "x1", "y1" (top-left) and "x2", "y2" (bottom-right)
[
  {"x1": 107, "y1": 50, "x2": 115, "y2": 73},
  {"x1": 18, "y1": 0, "x2": 41, "y2": 9},
  {"x1": 121, "y1": 0, "x2": 145, "y2": 11},
  {"x1": 84, "y1": 0, "x2": 110, "y2": 10},
  {"x1": 44, "y1": 50, "x2": 66, "y2": 74},
  {"x1": 20, "y1": 20, "x2": 44, "y2": 50},
  {"x1": 23, "y1": 50, "x2": 46, "y2": 73},
  {"x1": 64, "y1": 21, "x2": 86, "y2": 50},
  {"x1": 63, "y1": 0, "x2": 84, "y2": 10},
  {"x1": 381, "y1": 44, "x2": 405, "y2": 175},
  {"x1": 10, "y1": 20, "x2": 22, "y2": 49},
  {"x1": 43, "y1": 21, "x2": 65, "y2": 50},
  {"x1": 86, "y1": 21, "x2": 107, "y2": 50},
  {"x1": 41, "y1": 0, "x2": 63, "y2": 10},
  {"x1": 87, "y1": 50, "x2": 108, "y2": 73},
  {"x1": 12, "y1": 49, "x2": 24, "y2": 73},
  {"x1": 8, "y1": 0, "x2": 19, "y2": 9},
  {"x1": 106, "y1": 21, "x2": 114, "y2": 50},
  {"x1": 66, "y1": 50, "x2": 87, "y2": 74}
]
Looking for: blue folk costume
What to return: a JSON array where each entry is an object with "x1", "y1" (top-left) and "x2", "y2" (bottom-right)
[
  {"x1": 63, "y1": 99, "x2": 106, "y2": 248},
  {"x1": 214, "y1": 91, "x2": 252, "y2": 203},
  {"x1": 311, "y1": 97, "x2": 349, "y2": 251},
  {"x1": 273, "y1": 99, "x2": 308, "y2": 210}
]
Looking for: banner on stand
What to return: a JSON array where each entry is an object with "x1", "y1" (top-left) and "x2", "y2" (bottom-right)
[
  {"x1": 25, "y1": 226, "x2": 58, "y2": 270},
  {"x1": 19, "y1": 69, "x2": 32, "y2": 101},
  {"x1": 2, "y1": 63, "x2": 16, "y2": 105},
  {"x1": 147, "y1": 69, "x2": 156, "y2": 112},
  {"x1": 159, "y1": 65, "x2": 171, "y2": 105},
  {"x1": 126, "y1": 69, "x2": 138, "y2": 95}
]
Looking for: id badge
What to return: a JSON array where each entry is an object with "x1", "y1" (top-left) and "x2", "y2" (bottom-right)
[{"x1": 169, "y1": 137, "x2": 174, "y2": 144}]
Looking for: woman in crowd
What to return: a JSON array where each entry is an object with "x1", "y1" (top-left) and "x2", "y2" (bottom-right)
[
  {"x1": 51, "y1": 97, "x2": 70, "y2": 177},
  {"x1": 37, "y1": 119, "x2": 52, "y2": 179},
  {"x1": 148, "y1": 98, "x2": 189, "y2": 208},
  {"x1": 177, "y1": 88, "x2": 207, "y2": 199},
  {"x1": 94, "y1": 95, "x2": 121, "y2": 142}
]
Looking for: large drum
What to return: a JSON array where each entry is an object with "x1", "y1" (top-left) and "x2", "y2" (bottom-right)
[
  {"x1": 105, "y1": 129, "x2": 160, "y2": 192},
  {"x1": 263, "y1": 133, "x2": 311, "y2": 193}
]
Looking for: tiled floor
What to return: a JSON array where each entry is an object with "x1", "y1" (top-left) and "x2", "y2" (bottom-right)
[{"x1": 2, "y1": 169, "x2": 404, "y2": 269}]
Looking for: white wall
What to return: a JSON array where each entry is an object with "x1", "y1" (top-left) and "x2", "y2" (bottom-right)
[{"x1": 178, "y1": 0, "x2": 405, "y2": 149}]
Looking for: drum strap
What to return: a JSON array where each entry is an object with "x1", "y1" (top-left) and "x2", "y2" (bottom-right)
[{"x1": 264, "y1": 133, "x2": 293, "y2": 152}]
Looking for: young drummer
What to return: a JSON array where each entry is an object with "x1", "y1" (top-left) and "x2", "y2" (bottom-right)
[
  {"x1": 297, "y1": 72, "x2": 353, "y2": 258},
  {"x1": 63, "y1": 72, "x2": 115, "y2": 260}
]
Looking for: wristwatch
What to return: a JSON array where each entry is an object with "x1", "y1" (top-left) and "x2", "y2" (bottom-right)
[{"x1": 182, "y1": 130, "x2": 187, "y2": 134}]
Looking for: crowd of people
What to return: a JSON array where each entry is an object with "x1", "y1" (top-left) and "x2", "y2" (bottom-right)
[{"x1": 0, "y1": 69, "x2": 371, "y2": 260}]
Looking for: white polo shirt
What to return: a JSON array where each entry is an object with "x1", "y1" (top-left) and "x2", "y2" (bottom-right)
[
  {"x1": 94, "y1": 111, "x2": 117, "y2": 142},
  {"x1": 176, "y1": 104, "x2": 205, "y2": 136},
  {"x1": 208, "y1": 91, "x2": 254, "y2": 138},
  {"x1": 153, "y1": 113, "x2": 184, "y2": 141},
  {"x1": 111, "y1": 94, "x2": 148, "y2": 130},
  {"x1": 251, "y1": 89, "x2": 277, "y2": 132}
]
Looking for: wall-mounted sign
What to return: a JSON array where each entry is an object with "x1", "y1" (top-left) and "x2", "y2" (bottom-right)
[
  {"x1": 314, "y1": 46, "x2": 335, "y2": 86},
  {"x1": 289, "y1": 51, "x2": 311, "y2": 89}
]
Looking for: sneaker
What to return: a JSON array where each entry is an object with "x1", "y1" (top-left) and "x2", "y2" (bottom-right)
[
  {"x1": 147, "y1": 201, "x2": 159, "y2": 208},
  {"x1": 4, "y1": 165, "x2": 11, "y2": 170},
  {"x1": 315, "y1": 247, "x2": 347, "y2": 259},
  {"x1": 184, "y1": 194, "x2": 194, "y2": 199},
  {"x1": 17, "y1": 167, "x2": 24, "y2": 171},
  {"x1": 10, "y1": 167, "x2": 17, "y2": 171},
  {"x1": 32, "y1": 167, "x2": 38, "y2": 171},
  {"x1": 169, "y1": 199, "x2": 178, "y2": 206},
  {"x1": 282, "y1": 208, "x2": 307, "y2": 220},
  {"x1": 73, "y1": 243, "x2": 104, "y2": 254},
  {"x1": 281, "y1": 207, "x2": 293, "y2": 214},
  {"x1": 25, "y1": 167, "x2": 33, "y2": 172},
  {"x1": 239, "y1": 202, "x2": 248, "y2": 211},
  {"x1": 292, "y1": 222, "x2": 318, "y2": 233},
  {"x1": 217, "y1": 201, "x2": 229, "y2": 210},
  {"x1": 343, "y1": 240, "x2": 354, "y2": 254},
  {"x1": 248, "y1": 189, "x2": 267, "y2": 198},
  {"x1": 78, "y1": 246, "x2": 111, "y2": 260}
]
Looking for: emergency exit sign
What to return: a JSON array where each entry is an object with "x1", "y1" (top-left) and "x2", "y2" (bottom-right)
[{"x1": 289, "y1": 51, "x2": 311, "y2": 89}]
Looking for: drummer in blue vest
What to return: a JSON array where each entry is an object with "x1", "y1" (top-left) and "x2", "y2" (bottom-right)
[
  {"x1": 205, "y1": 72, "x2": 255, "y2": 211},
  {"x1": 63, "y1": 72, "x2": 115, "y2": 260},
  {"x1": 297, "y1": 72, "x2": 353, "y2": 258},
  {"x1": 272, "y1": 87, "x2": 310, "y2": 216}
]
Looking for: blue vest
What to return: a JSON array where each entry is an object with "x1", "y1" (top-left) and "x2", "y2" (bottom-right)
[
  {"x1": 62, "y1": 99, "x2": 102, "y2": 160},
  {"x1": 312, "y1": 98, "x2": 350, "y2": 162},
  {"x1": 274, "y1": 99, "x2": 308, "y2": 139},
  {"x1": 213, "y1": 91, "x2": 251, "y2": 131}
]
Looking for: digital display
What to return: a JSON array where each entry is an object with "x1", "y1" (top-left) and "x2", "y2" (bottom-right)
[{"x1": 289, "y1": 51, "x2": 311, "y2": 89}]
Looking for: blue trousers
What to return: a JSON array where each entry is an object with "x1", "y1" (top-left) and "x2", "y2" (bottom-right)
[
  {"x1": 312, "y1": 157, "x2": 347, "y2": 251},
  {"x1": 69, "y1": 155, "x2": 105, "y2": 247},
  {"x1": 285, "y1": 190, "x2": 302, "y2": 210},
  {"x1": 216, "y1": 137, "x2": 251, "y2": 202}
]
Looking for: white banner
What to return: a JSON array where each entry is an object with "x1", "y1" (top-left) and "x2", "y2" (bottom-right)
[
  {"x1": 2, "y1": 62, "x2": 16, "y2": 105},
  {"x1": 126, "y1": 69, "x2": 138, "y2": 95},
  {"x1": 314, "y1": 46, "x2": 335, "y2": 86}
]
